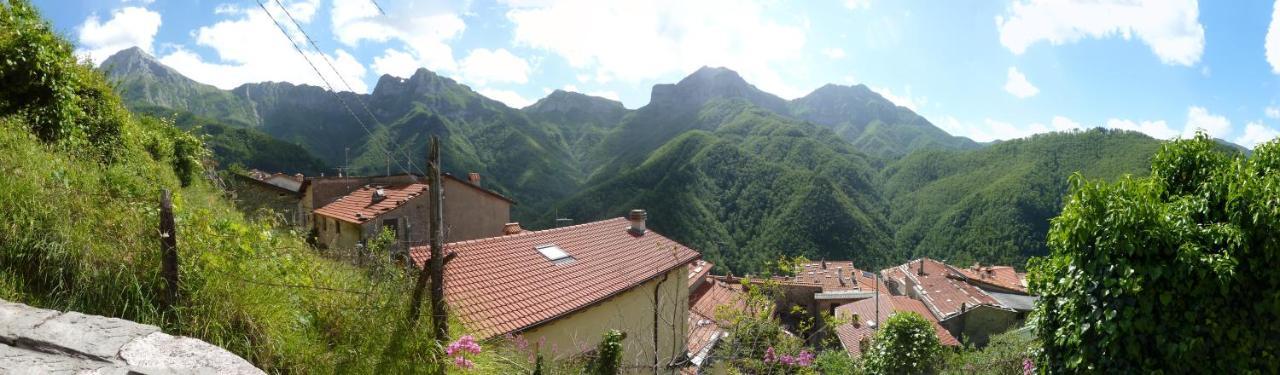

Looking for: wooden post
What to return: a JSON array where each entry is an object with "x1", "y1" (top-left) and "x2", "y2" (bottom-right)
[
  {"x1": 159, "y1": 189, "x2": 179, "y2": 315},
  {"x1": 408, "y1": 136, "x2": 448, "y2": 343}
]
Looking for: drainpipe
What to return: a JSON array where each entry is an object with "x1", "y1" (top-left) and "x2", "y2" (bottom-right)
[{"x1": 653, "y1": 270, "x2": 670, "y2": 373}]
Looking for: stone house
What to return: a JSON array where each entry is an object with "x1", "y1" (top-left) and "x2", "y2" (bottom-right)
[
  {"x1": 410, "y1": 210, "x2": 701, "y2": 374},
  {"x1": 307, "y1": 172, "x2": 513, "y2": 253},
  {"x1": 226, "y1": 172, "x2": 304, "y2": 225}
]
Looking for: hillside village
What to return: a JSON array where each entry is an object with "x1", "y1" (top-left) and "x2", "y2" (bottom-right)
[{"x1": 231, "y1": 167, "x2": 1039, "y2": 373}]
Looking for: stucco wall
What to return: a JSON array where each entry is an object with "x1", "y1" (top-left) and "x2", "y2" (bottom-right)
[
  {"x1": 441, "y1": 177, "x2": 510, "y2": 242},
  {"x1": 520, "y1": 266, "x2": 689, "y2": 374},
  {"x1": 315, "y1": 216, "x2": 362, "y2": 250},
  {"x1": 940, "y1": 305, "x2": 1019, "y2": 347}
]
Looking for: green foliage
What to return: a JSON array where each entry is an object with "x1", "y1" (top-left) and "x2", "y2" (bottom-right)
[
  {"x1": 863, "y1": 312, "x2": 944, "y2": 375},
  {"x1": 585, "y1": 329, "x2": 626, "y2": 375},
  {"x1": 815, "y1": 349, "x2": 862, "y2": 374},
  {"x1": 943, "y1": 328, "x2": 1037, "y2": 375},
  {"x1": 1030, "y1": 132, "x2": 1280, "y2": 373},
  {"x1": 0, "y1": 5, "x2": 448, "y2": 372},
  {"x1": 133, "y1": 105, "x2": 327, "y2": 175},
  {"x1": 884, "y1": 128, "x2": 1161, "y2": 267}
]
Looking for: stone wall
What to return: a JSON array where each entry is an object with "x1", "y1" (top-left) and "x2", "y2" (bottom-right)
[{"x1": 0, "y1": 299, "x2": 263, "y2": 374}]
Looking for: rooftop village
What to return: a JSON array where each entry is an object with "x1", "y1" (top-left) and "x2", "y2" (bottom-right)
[{"x1": 230, "y1": 169, "x2": 1037, "y2": 374}]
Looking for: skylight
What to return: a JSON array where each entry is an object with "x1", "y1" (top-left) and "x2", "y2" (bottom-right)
[{"x1": 536, "y1": 244, "x2": 571, "y2": 262}]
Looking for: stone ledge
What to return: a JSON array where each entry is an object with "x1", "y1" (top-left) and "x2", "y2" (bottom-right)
[{"x1": 0, "y1": 299, "x2": 264, "y2": 374}]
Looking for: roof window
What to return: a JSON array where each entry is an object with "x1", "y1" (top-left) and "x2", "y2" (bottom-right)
[{"x1": 536, "y1": 244, "x2": 574, "y2": 264}]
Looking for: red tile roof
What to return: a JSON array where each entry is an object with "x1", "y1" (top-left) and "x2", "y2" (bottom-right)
[
  {"x1": 955, "y1": 264, "x2": 1028, "y2": 293},
  {"x1": 410, "y1": 217, "x2": 700, "y2": 339},
  {"x1": 313, "y1": 184, "x2": 427, "y2": 224},
  {"x1": 773, "y1": 261, "x2": 885, "y2": 292},
  {"x1": 688, "y1": 260, "x2": 713, "y2": 284},
  {"x1": 685, "y1": 280, "x2": 747, "y2": 364},
  {"x1": 833, "y1": 294, "x2": 960, "y2": 356},
  {"x1": 881, "y1": 258, "x2": 1000, "y2": 320}
]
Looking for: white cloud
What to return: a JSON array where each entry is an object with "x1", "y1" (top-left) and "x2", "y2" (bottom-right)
[
  {"x1": 76, "y1": 6, "x2": 162, "y2": 64},
  {"x1": 935, "y1": 116, "x2": 1078, "y2": 142},
  {"x1": 1267, "y1": 106, "x2": 1280, "y2": 119},
  {"x1": 506, "y1": 0, "x2": 809, "y2": 98},
  {"x1": 159, "y1": 2, "x2": 368, "y2": 92},
  {"x1": 1183, "y1": 106, "x2": 1230, "y2": 138},
  {"x1": 872, "y1": 86, "x2": 926, "y2": 111},
  {"x1": 844, "y1": 0, "x2": 871, "y2": 10},
  {"x1": 821, "y1": 47, "x2": 847, "y2": 60},
  {"x1": 458, "y1": 48, "x2": 531, "y2": 86},
  {"x1": 1050, "y1": 116, "x2": 1082, "y2": 131},
  {"x1": 1239, "y1": 121, "x2": 1280, "y2": 148},
  {"x1": 332, "y1": 0, "x2": 466, "y2": 76},
  {"x1": 1003, "y1": 66, "x2": 1039, "y2": 98},
  {"x1": 1268, "y1": 0, "x2": 1280, "y2": 73},
  {"x1": 996, "y1": 0, "x2": 1204, "y2": 66},
  {"x1": 1106, "y1": 118, "x2": 1179, "y2": 139},
  {"x1": 478, "y1": 88, "x2": 534, "y2": 108}
]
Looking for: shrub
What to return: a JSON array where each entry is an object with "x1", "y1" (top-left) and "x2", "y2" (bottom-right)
[
  {"x1": 1030, "y1": 132, "x2": 1280, "y2": 373},
  {"x1": 585, "y1": 329, "x2": 626, "y2": 375},
  {"x1": 862, "y1": 312, "x2": 943, "y2": 375}
]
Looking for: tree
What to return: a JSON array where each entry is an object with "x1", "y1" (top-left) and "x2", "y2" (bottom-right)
[
  {"x1": 1030, "y1": 133, "x2": 1280, "y2": 373},
  {"x1": 862, "y1": 312, "x2": 943, "y2": 375}
]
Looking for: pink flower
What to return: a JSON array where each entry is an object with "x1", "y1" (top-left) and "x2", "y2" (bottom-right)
[
  {"x1": 763, "y1": 347, "x2": 777, "y2": 364},
  {"x1": 1023, "y1": 357, "x2": 1035, "y2": 375}
]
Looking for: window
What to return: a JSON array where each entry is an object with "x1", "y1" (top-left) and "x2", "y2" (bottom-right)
[
  {"x1": 383, "y1": 218, "x2": 399, "y2": 238},
  {"x1": 335, "y1": 218, "x2": 341, "y2": 234},
  {"x1": 535, "y1": 244, "x2": 573, "y2": 264}
]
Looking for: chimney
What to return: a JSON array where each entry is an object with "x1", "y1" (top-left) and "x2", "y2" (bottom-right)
[
  {"x1": 503, "y1": 222, "x2": 523, "y2": 235},
  {"x1": 371, "y1": 188, "x2": 387, "y2": 203},
  {"x1": 468, "y1": 172, "x2": 481, "y2": 186},
  {"x1": 628, "y1": 209, "x2": 647, "y2": 235},
  {"x1": 821, "y1": 259, "x2": 827, "y2": 269},
  {"x1": 918, "y1": 259, "x2": 926, "y2": 276},
  {"x1": 837, "y1": 267, "x2": 845, "y2": 286}
]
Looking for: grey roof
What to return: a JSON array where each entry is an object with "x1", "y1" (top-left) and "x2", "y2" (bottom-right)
[{"x1": 986, "y1": 291, "x2": 1038, "y2": 311}]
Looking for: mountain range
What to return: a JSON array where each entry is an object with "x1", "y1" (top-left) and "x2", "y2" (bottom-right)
[{"x1": 101, "y1": 47, "x2": 1162, "y2": 271}]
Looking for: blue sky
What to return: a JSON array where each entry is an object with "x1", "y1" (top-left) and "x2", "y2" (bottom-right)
[{"x1": 34, "y1": 0, "x2": 1280, "y2": 147}]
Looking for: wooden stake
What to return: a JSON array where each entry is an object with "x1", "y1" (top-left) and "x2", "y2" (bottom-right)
[{"x1": 159, "y1": 189, "x2": 179, "y2": 315}]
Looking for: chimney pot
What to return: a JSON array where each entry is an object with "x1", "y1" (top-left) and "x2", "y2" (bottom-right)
[
  {"x1": 628, "y1": 209, "x2": 647, "y2": 235},
  {"x1": 468, "y1": 172, "x2": 481, "y2": 185},
  {"x1": 503, "y1": 222, "x2": 523, "y2": 235}
]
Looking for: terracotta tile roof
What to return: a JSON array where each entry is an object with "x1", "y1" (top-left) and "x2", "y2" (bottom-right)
[
  {"x1": 882, "y1": 258, "x2": 1000, "y2": 320},
  {"x1": 955, "y1": 264, "x2": 1028, "y2": 293},
  {"x1": 685, "y1": 280, "x2": 747, "y2": 373},
  {"x1": 773, "y1": 261, "x2": 885, "y2": 292},
  {"x1": 687, "y1": 260, "x2": 713, "y2": 284},
  {"x1": 313, "y1": 184, "x2": 427, "y2": 224},
  {"x1": 833, "y1": 294, "x2": 960, "y2": 356},
  {"x1": 409, "y1": 217, "x2": 700, "y2": 339}
]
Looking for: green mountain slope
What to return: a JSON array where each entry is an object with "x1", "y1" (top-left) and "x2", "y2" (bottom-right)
[
  {"x1": 790, "y1": 84, "x2": 978, "y2": 158},
  {"x1": 882, "y1": 128, "x2": 1162, "y2": 266},
  {"x1": 132, "y1": 105, "x2": 328, "y2": 175},
  {"x1": 102, "y1": 47, "x2": 260, "y2": 127}
]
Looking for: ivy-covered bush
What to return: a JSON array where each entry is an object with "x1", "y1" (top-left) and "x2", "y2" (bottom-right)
[
  {"x1": 862, "y1": 312, "x2": 943, "y2": 375},
  {"x1": 1030, "y1": 132, "x2": 1280, "y2": 373}
]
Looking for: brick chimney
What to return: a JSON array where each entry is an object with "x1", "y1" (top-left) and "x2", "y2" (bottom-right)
[
  {"x1": 468, "y1": 172, "x2": 481, "y2": 186},
  {"x1": 628, "y1": 209, "x2": 647, "y2": 236},
  {"x1": 503, "y1": 222, "x2": 522, "y2": 235}
]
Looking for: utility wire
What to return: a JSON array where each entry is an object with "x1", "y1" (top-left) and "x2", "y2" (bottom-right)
[
  {"x1": 254, "y1": 0, "x2": 423, "y2": 177},
  {"x1": 368, "y1": 0, "x2": 386, "y2": 16}
]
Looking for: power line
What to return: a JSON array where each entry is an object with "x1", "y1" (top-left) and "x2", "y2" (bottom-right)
[
  {"x1": 268, "y1": 0, "x2": 422, "y2": 176},
  {"x1": 254, "y1": 0, "x2": 422, "y2": 177},
  {"x1": 368, "y1": 0, "x2": 386, "y2": 16}
]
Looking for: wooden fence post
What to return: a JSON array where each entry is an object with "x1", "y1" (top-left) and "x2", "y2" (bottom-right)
[{"x1": 159, "y1": 189, "x2": 179, "y2": 315}]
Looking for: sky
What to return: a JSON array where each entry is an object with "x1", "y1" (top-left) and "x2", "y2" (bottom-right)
[{"x1": 33, "y1": 0, "x2": 1280, "y2": 147}]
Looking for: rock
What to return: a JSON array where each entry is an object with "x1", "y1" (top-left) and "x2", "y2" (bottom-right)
[{"x1": 0, "y1": 299, "x2": 263, "y2": 374}]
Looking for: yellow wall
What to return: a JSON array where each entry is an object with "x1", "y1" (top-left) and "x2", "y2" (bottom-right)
[
  {"x1": 441, "y1": 177, "x2": 510, "y2": 242},
  {"x1": 520, "y1": 266, "x2": 689, "y2": 374},
  {"x1": 315, "y1": 215, "x2": 362, "y2": 250}
]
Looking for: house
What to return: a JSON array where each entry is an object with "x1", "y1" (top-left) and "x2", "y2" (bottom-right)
[
  {"x1": 881, "y1": 258, "x2": 1035, "y2": 346},
  {"x1": 307, "y1": 172, "x2": 514, "y2": 252},
  {"x1": 410, "y1": 210, "x2": 700, "y2": 374},
  {"x1": 226, "y1": 171, "x2": 305, "y2": 225},
  {"x1": 832, "y1": 293, "x2": 961, "y2": 356},
  {"x1": 683, "y1": 261, "x2": 750, "y2": 374}
]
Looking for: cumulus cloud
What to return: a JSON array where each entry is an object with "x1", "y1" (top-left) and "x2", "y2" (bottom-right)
[
  {"x1": 1268, "y1": 1, "x2": 1280, "y2": 73},
  {"x1": 1003, "y1": 67, "x2": 1039, "y2": 98},
  {"x1": 1183, "y1": 106, "x2": 1230, "y2": 138},
  {"x1": 158, "y1": 1, "x2": 368, "y2": 92},
  {"x1": 478, "y1": 88, "x2": 534, "y2": 109},
  {"x1": 332, "y1": 0, "x2": 465, "y2": 76},
  {"x1": 1106, "y1": 118, "x2": 1179, "y2": 139},
  {"x1": 1267, "y1": 106, "x2": 1280, "y2": 119},
  {"x1": 505, "y1": 0, "x2": 809, "y2": 98},
  {"x1": 996, "y1": 0, "x2": 1204, "y2": 66},
  {"x1": 821, "y1": 47, "x2": 847, "y2": 60},
  {"x1": 458, "y1": 48, "x2": 531, "y2": 86},
  {"x1": 935, "y1": 115, "x2": 1080, "y2": 142},
  {"x1": 1239, "y1": 121, "x2": 1280, "y2": 148},
  {"x1": 76, "y1": 6, "x2": 162, "y2": 64}
]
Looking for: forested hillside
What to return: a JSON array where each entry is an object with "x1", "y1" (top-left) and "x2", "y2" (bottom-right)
[
  {"x1": 100, "y1": 48, "x2": 1166, "y2": 273},
  {"x1": 882, "y1": 129, "x2": 1162, "y2": 266}
]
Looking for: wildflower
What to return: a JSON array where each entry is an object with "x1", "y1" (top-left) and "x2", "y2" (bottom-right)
[
  {"x1": 1023, "y1": 357, "x2": 1034, "y2": 375},
  {"x1": 446, "y1": 335, "x2": 483, "y2": 370},
  {"x1": 763, "y1": 347, "x2": 777, "y2": 364}
]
